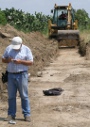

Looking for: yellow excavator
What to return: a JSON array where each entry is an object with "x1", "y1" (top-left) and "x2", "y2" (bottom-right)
[{"x1": 48, "y1": 3, "x2": 80, "y2": 47}]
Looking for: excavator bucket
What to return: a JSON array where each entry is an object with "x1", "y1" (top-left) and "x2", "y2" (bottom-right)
[{"x1": 57, "y1": 30, "x2": 80, "y2": 47}]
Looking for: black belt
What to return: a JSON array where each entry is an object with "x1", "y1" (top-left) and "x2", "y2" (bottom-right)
[{"x1": 9, "y1": 71, "x2": 27, "y2": 74}]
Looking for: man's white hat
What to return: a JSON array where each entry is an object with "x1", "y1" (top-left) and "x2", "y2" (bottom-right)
[{"x1": 11, "y1": 36, "x2": 22, "y2": 50}]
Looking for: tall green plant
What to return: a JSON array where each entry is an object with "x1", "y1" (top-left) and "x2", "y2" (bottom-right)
[
  {"x1": 75, "y1": 9, "x2": 89, "y2": 30},
  {"x1": 0, "y1": 9, "x2": 7, "y2": 25},
  {"x1": 3, "y1": 8, "x2": 52, "y2": 34}
]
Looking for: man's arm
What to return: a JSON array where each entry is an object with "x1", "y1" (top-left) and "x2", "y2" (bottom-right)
[
  {"x1": 11, "y1": 59, "x2": 33, "y2": 66},
  {"x1": 2, "y1": 57, "x2": 33, "y2": 66},
  {"x1": 13, "y1": 60, "x2": 33, "y2": 66},
  {"x1": 2, "y1": 57, "x2": 12, "y2": 63},
  {"x1": 2, "y1": 58, "x2": 33, "y2": 66}
]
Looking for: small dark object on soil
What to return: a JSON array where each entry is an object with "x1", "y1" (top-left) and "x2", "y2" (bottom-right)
[{"x1": 43, "y1": 88, "x2": 64, "y2": 96}]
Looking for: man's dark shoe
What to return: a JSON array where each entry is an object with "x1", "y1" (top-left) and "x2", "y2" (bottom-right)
[
  {"x1": 24, "y1": 116, "x2": 31, "y2": 122},
  {"x1": 4, "y1": 115, "x2": 15, "y2": 121}
]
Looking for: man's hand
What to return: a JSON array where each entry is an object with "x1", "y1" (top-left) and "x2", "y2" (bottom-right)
[
  {"x1": 12, "y1": 59, "x2": 21, "y2": 64},
  {"x1": 7, "y1": 58, "x2": 13, "y2": 63}
]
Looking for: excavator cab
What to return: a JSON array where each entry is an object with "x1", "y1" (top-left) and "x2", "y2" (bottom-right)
[{"x1": 52, "y1": 6, "x2": 67, "y2": 28}]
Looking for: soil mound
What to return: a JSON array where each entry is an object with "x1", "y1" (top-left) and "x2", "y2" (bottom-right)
[{"x1": 0, "y1": 24, "x2": 58, "y2": 93}]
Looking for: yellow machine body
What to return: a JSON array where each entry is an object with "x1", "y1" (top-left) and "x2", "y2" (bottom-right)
[{"x1": 48, "y1": 3, "x2": 80, "y2": 47}]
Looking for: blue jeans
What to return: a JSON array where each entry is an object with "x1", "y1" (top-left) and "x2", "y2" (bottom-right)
[{"x1": 7, "y1": 71, "x2": 30, "y2": 117}]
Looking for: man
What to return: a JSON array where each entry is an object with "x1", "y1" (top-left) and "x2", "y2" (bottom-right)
[
  {"x1": 59, "y1": 11, "x2": 67, "y2": 20},
  {"x1": 2, "y1": 36, "x2": 33, "y2": 122}
]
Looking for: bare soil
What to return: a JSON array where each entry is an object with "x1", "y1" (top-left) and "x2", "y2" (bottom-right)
[
  {"x1": 0, "y1": 24, "x2": 90, "y2": 127},
  {"x1": 0, "y1": 24, "x2": 58, "y2": 92}
]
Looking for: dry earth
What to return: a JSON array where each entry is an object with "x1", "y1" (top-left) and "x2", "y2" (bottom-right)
[
  {"x1": 0, "y1": 24, "x2": 58, "y2": 93},
  {"x1": 0, "y1": 48, "x2": 90, "y2": 127},
  {"x1": 0, "y1": 24, "x2": 90, "y2": 127}
]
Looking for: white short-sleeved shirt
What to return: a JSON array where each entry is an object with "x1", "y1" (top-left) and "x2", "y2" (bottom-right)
[{"x1": 2, "y1": 44, "x2": 33, "y2": 73}]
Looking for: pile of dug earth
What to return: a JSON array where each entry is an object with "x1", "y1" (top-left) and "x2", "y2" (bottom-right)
[{"x1": 0, "y1": 24, "x2": 58, "y2": 98}]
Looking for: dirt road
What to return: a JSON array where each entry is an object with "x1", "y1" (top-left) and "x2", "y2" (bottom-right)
[{"x1": 0, "y1": 48, "x2": 90, "y2": 127}]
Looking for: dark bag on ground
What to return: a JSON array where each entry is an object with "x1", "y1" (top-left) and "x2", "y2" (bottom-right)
[
  {"x1": 2, "y1": 71, "x2": 8, "y2": 83},
  {"x1": 43, "y1": 88, "x2": 63, "y2": 96}
]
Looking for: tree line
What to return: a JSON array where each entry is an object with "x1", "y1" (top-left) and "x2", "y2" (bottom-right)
[
  {"x1": 75, "y1": 9, "x2": 90, "y2": 30},
  {"x1": 0, "y1": 7, "x2": 90, "y2": 34},
  {"x1": 0, "y1": 8, "x2": 51, "y2": 34}
]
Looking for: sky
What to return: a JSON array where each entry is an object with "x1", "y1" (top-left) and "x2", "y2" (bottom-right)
[{"x1": 0, "y1": 0, "x2": 90, "y2": 17}]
